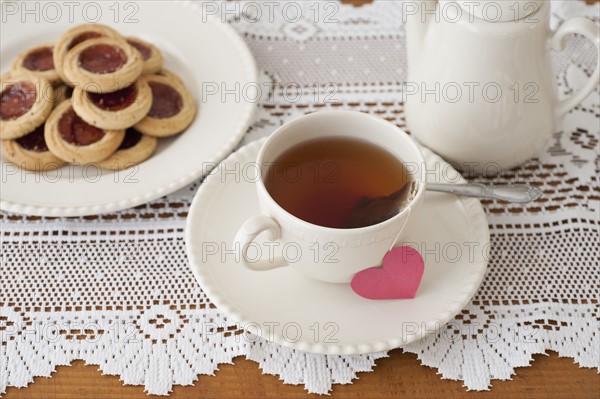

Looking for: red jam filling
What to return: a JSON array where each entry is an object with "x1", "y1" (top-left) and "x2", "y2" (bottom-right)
[
  {"x1": 16, "y1": 124, "x2": 48, "y2": 152},
  {"x1": 87, "y1": 84, "x2": 138, "y2": 111},
  {"x1": 58, "y1": 107, "x2": 105, "y2": 146},
  {"x1": 79, "y1": 44, "x2": 127, "y2": 74},
  {"x1": 119, "y1": 128, "x2": 142, "y2": 150},
  {"x1": 23, "y1": 47, "x2": 54, "y2": 71},
  {"x1": 0, "y1": 81, "x2": 37, "y2": 120},
  {"x1": 67, "y1": 31, "x2": 102, "y2": 51},
  {"x1": 148, "y1": 82, "x2": 183, "y2": 118},
  {"x1": 127, "y1": 39, "x2": 152, "y2": 60}
]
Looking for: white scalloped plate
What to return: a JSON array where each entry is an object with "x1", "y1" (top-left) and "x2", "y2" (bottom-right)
[
  {"x1": 0, "y1": 2, "x2": 257, "y2": 216},
  {"x1": 185, "y1": 138, "x2": 490, "y2": 355}
]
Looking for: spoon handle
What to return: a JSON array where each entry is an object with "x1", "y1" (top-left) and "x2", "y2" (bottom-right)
[{"x1": 427, "y1": 183, "x2": 543, "y2": 203}]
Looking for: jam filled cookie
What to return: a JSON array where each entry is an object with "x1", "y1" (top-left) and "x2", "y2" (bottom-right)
[
  {"x1": 53, "y1": 85, "x2": 74, "y2": 106},
  {"x1": 45, "y1": 100, "x2": 124, "y2": 163},
  {"x1": 0, "y1": 71, "x2": 15, "y2": 81},
  {"x1": 126, "y1": 37, "x2": 163, "y2": 75},
  {"x1": 72, "y1": 77, "x2": 152, "y2": 130},
  {"x1": 155, "y1": 68, "x2": 184, "y2": 87},
  {"x1": 63, "y1": 37, "x2": 143, "y2": 93},
  {"x1": 53, "y1": 23, "x2": 122, "y2": 83},
  {"x1": 96, "y1": 127, "x2": 157, "y2": 170},
  {"x1": 2, "y1": 123, "x2": 66, "y2": 171},
  {"x1": 134, "y1": 75, "x2": 196, "y2": 137},
  {"x1": 12, "y1": 44, "x2": 60, "y2": 84},
  {"x1": 1, "y1": 73, "x2": 54, "y2": 139}
]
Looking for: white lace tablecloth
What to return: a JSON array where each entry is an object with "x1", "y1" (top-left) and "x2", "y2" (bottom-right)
[{"x1": 1, "y1": 0, "x2": 599, "y2": 395}]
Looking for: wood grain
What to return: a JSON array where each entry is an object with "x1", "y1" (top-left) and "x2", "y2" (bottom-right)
[{"x1": 3, "y1": 351, "x2": 599, "y2": 399}]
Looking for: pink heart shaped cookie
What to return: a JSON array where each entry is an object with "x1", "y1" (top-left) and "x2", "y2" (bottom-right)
[{"x1": 351, "y1": 246, "x2": 425, "y2": 300}]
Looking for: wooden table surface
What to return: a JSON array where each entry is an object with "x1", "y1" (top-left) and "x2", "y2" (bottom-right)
[
  {"x1": 4, "y1": 0, "x2": 600, "y2": 398},
  {"x1": 4, "y1": 351, "x2": 599, "y2": 399}
]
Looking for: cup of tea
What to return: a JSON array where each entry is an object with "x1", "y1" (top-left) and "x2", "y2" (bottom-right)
[{"x1": 234, "y1": 110, "x2": 426, "y2": 283}]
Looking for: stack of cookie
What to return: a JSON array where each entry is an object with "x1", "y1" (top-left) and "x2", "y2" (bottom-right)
[{"x1": 1, "y1": 23, "x2": 196, "y2": 171}]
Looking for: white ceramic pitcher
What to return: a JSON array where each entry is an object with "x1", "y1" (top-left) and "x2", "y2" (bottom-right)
[{"x1": 405, "y1": 0, "x2": 600, "y2": 173}]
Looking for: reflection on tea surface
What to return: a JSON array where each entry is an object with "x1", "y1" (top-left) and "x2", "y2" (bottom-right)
[{"x1": 265, "y1": 137, "x2": 413, "y2": 229}]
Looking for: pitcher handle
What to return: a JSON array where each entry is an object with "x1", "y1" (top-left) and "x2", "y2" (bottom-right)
[{"x1": 552, "y1": 17, "x2": 600, "y2": 117}]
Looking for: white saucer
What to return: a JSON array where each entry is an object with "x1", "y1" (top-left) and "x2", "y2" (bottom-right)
[{"x1": 186, "y1": 138, "x2": 489, "y2": 355}]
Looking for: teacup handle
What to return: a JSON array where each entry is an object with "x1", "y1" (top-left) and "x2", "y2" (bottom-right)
[
  {"x1": 552, "y1": 17, "x2": 600, "y2": 117},
  {"x1": 233, "y1": 215, "x2": 288, "y2": 271}
]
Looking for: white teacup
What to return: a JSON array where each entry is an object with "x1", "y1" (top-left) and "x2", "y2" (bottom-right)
[{"x1": 234, "y1": 110, "x2": 426, "y2": 283}]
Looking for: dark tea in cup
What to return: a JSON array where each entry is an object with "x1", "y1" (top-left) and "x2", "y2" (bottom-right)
[
  {"x1": 265, "y1": 136, "x2": 413, "y2": 229},
  {"x1": 234, "y1": 110, "x2": 426, "y2": 282}
]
